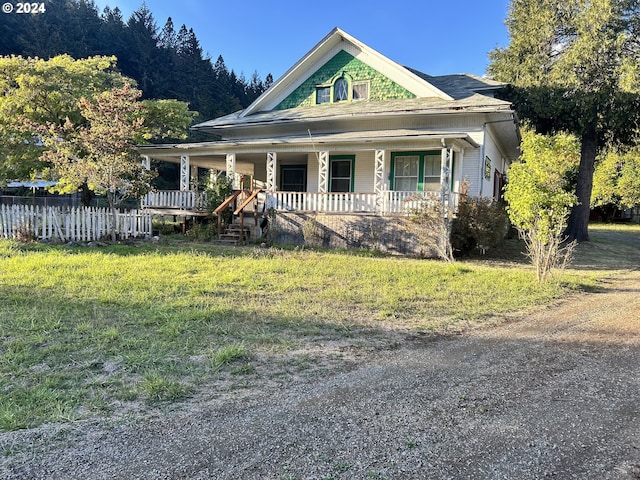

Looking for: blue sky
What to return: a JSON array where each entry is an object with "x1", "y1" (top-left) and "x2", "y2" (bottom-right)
[{"x1": 93, "y1": 0, "x2": 512, "y2": 81}]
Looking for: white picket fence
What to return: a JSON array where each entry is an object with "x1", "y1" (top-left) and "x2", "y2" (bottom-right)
[{"x1": 0, "y1": 205, "x2": 152, "y2": 242}]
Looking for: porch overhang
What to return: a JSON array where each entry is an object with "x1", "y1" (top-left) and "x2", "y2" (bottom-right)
[{"x1": 140, "y1": 129, "x2": 479, "y2": 159}]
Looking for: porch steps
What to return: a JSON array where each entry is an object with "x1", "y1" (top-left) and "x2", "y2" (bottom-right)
[{"x1": 216, "y1": 223, "x2": 255, "y2": 246}]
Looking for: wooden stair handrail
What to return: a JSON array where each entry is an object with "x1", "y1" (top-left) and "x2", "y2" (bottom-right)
[
  {"x1": 233, "y1": 189, "x2": 263, "y2": 215},
  {"x1": 213, "y1": 190, "x2": 243, "y2": 215}
]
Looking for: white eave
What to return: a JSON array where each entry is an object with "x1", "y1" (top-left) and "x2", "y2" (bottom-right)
[
  {"x1": 141, "y1": 130, "x2": 480, "y2": 154},
  {"x1": 239, "y1": 27, "x2": 453, "y2": 118}
]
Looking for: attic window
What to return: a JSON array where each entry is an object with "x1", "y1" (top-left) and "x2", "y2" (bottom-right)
[
  {"x1": 315, "y1": 75, "x2": 368, "y2": 105},
  {"x1": 352, "y1": 82, "x2": 369, "y2": 101},
  {"x1": 334, "y1": 77, "x2": 349, "y2": 102},
  {"x1": 316, "y1": 86, "x2": 330, "y2": 104}
]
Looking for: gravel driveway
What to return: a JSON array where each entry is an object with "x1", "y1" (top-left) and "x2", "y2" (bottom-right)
[{"x1": 2, "y1": 268, "x2": 640, "y2": 479}]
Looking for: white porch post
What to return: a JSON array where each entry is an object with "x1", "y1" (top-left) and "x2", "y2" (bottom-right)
[
  {"x1": 266, "y1": 152, "x2": 277, "y2": 192},
  {"x1": 374, "y1": 149, "x2": 386, "y2": 213},
  {"x1": 440, "y1": 146, "x2": 453, "y2": 207},
  {"x1": 318, "y1": 151, "x2": 329, "y2": 193},
  {"x1": 226, "y1": 153, "x2": 236, "y2": 189},
  {"x1": 180, "y1": 155, "x2": 190, "y2": 192}
]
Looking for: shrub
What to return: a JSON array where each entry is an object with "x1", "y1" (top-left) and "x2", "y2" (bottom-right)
[
  {"x1": 451, "y1": 193, "x2": 510, "y2": 255},
  {"x1": 206, "y1": 176, "x2": 234, "y2": 231},
  {"x1": 205, "y1": 176, "x2": 233, "y2": 213},
  {"x1": 504, "y1": 128, "x2": 579, "y2": 282},
  {"x1": 302, "y1": 216, "x2": 326, "y2": 248},
  {"x1": 14, "y1": 224, "x2": 36, "y2": 243},
  {"x1": 407, "y1": 193, "x2": 454, "y2": 261}
]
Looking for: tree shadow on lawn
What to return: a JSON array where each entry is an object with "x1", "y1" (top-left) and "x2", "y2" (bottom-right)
[
  {"x1": 569, "y1": 227, "x2": 640, "y2": 272},
  {"x1": 3, "y1": 321, "x2": 640, "y2": 479},
  {"x1": 461, "y1": 227, "x2": 640, "y2": 274}
]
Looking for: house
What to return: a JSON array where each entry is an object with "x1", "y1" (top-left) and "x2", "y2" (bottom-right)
[{"x1": 140, "y1": 27, "x2": 520, "y2": 254}]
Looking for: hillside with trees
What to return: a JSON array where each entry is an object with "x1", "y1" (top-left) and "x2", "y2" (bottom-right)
[{"x1": 0, "y1": 0, "x2": 272, "y2": 130}]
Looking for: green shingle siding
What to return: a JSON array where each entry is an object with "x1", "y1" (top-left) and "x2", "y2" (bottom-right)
[{"x1": 274, "y1": 50, "x2": 416, "y2": 110}]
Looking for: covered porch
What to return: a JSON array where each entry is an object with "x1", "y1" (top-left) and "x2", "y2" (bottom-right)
[{"x1": 139, "y1": 131, "x2": 471, "y2": 216}]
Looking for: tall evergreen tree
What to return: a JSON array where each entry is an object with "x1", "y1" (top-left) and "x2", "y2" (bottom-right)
[
  {"x1": 158, "y1": 17, "x2": 178, "y2": 51},
  {"x1": 96, "y1": 6, "x2": 130, "y2": 71},
  {"x1": 264, "y1": 73, "x2": 274, "y2": 90},
  {"x1": 489, "y1": 0, "x2": 640, "y2": 241},
  {"x1": 0, "y1": 0, "x2": 270, "y2": 137},
  {"x1": 67, "y1": 0, "x2": 103, "y2": 57},
  {"x1": 120, "y1": 4, "x2": 164, "y2": 97}
]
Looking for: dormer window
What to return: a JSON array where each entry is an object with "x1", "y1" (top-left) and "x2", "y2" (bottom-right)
[
  {"x1": 315, "y1": 74, "x2": 369, "y2": 105},
  {"x1": 352, "y1": 82, "x2": 369, "y2": 101},
  {"x1": 334, "y1": 77, "x2": 349, "y2": 102},
  {"x1": 316, "y1": 86, "x2": 330, "y2": 104}
]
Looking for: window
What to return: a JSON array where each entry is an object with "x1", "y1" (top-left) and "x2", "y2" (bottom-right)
[
  {"x1": 352, "y1": 82, "x2": 369, "y2": 101},
  {"x1": 394, "y1": 156, "x2": 419, "y2": 191},
  {"x1": 315, "y1": 75, "x2": 368, "y2": 105},
  {"x1": 334, "y1": 77, "x2": 349, "y2": 102},
  {"x1": 316, "y1": 86, "x2": 330, "y2": 104},
  {"x1": 392, "y1": 152, "x2": 447, "y2": 192},
  {"x1": 329, "y1": 156, "x2": 354, "y2": 192},
  {"x1": 424, "y1": 156, "x2": 442, "y2": 192}
]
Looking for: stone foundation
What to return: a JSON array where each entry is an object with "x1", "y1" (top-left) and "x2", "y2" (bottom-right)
[{"x1": 270, "y1": 212, "x2": 441, "y2": 257}]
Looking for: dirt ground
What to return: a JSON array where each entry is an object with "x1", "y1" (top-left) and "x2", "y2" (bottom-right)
[{"x1": 2, "y1": 247, "x2": 640, "y2": 479}]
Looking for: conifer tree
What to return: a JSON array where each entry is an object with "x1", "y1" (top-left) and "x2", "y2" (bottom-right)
[{"x1": 489, "y1": 0, "x2": 640, "y2": 241}]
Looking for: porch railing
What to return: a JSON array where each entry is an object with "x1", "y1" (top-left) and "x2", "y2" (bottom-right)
[
  {"x1": 268, "y1": 192, "x2": 378, "y2": 213},
  {"x1": 384, "y1": 191, "x2": 460, "y2": 213},
  {"x1": 141, "y1": 190, "x2": 207, "y2": 211},
  {"x1": 266, "y1": 191, "x2": 459, "y2": 214},
  {"x1": 141, "y1": 189, "x2": 460, "y2": 215}
]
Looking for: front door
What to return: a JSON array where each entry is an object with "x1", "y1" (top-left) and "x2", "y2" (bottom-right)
[{"x1": 280, "y1": 165, "x2": 307, "y2": 192}]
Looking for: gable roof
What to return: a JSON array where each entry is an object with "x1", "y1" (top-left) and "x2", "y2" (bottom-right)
[{"x1": 239, "y1": 27, "x2": 454, "y2": 117}]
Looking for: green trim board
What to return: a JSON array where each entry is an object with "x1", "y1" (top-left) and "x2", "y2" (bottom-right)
[
  {"x1": 275, "y1": 50, "x2": 416, "y2": 110},
  {"x1": 329, "y1": 155, "x2": 355, "y2": 192}
]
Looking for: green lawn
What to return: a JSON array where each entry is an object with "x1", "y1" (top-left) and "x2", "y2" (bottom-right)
[{"x1": 1, "y1": 224, "x2": 638, "y2": 431}]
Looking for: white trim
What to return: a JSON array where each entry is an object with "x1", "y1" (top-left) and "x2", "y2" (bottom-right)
[
  {"x1": 190, "y1": 165, "x2": 199, "y2": 190},
  {"x1": 440, "y1": 147, "x2": 452, "y2": 206}
]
